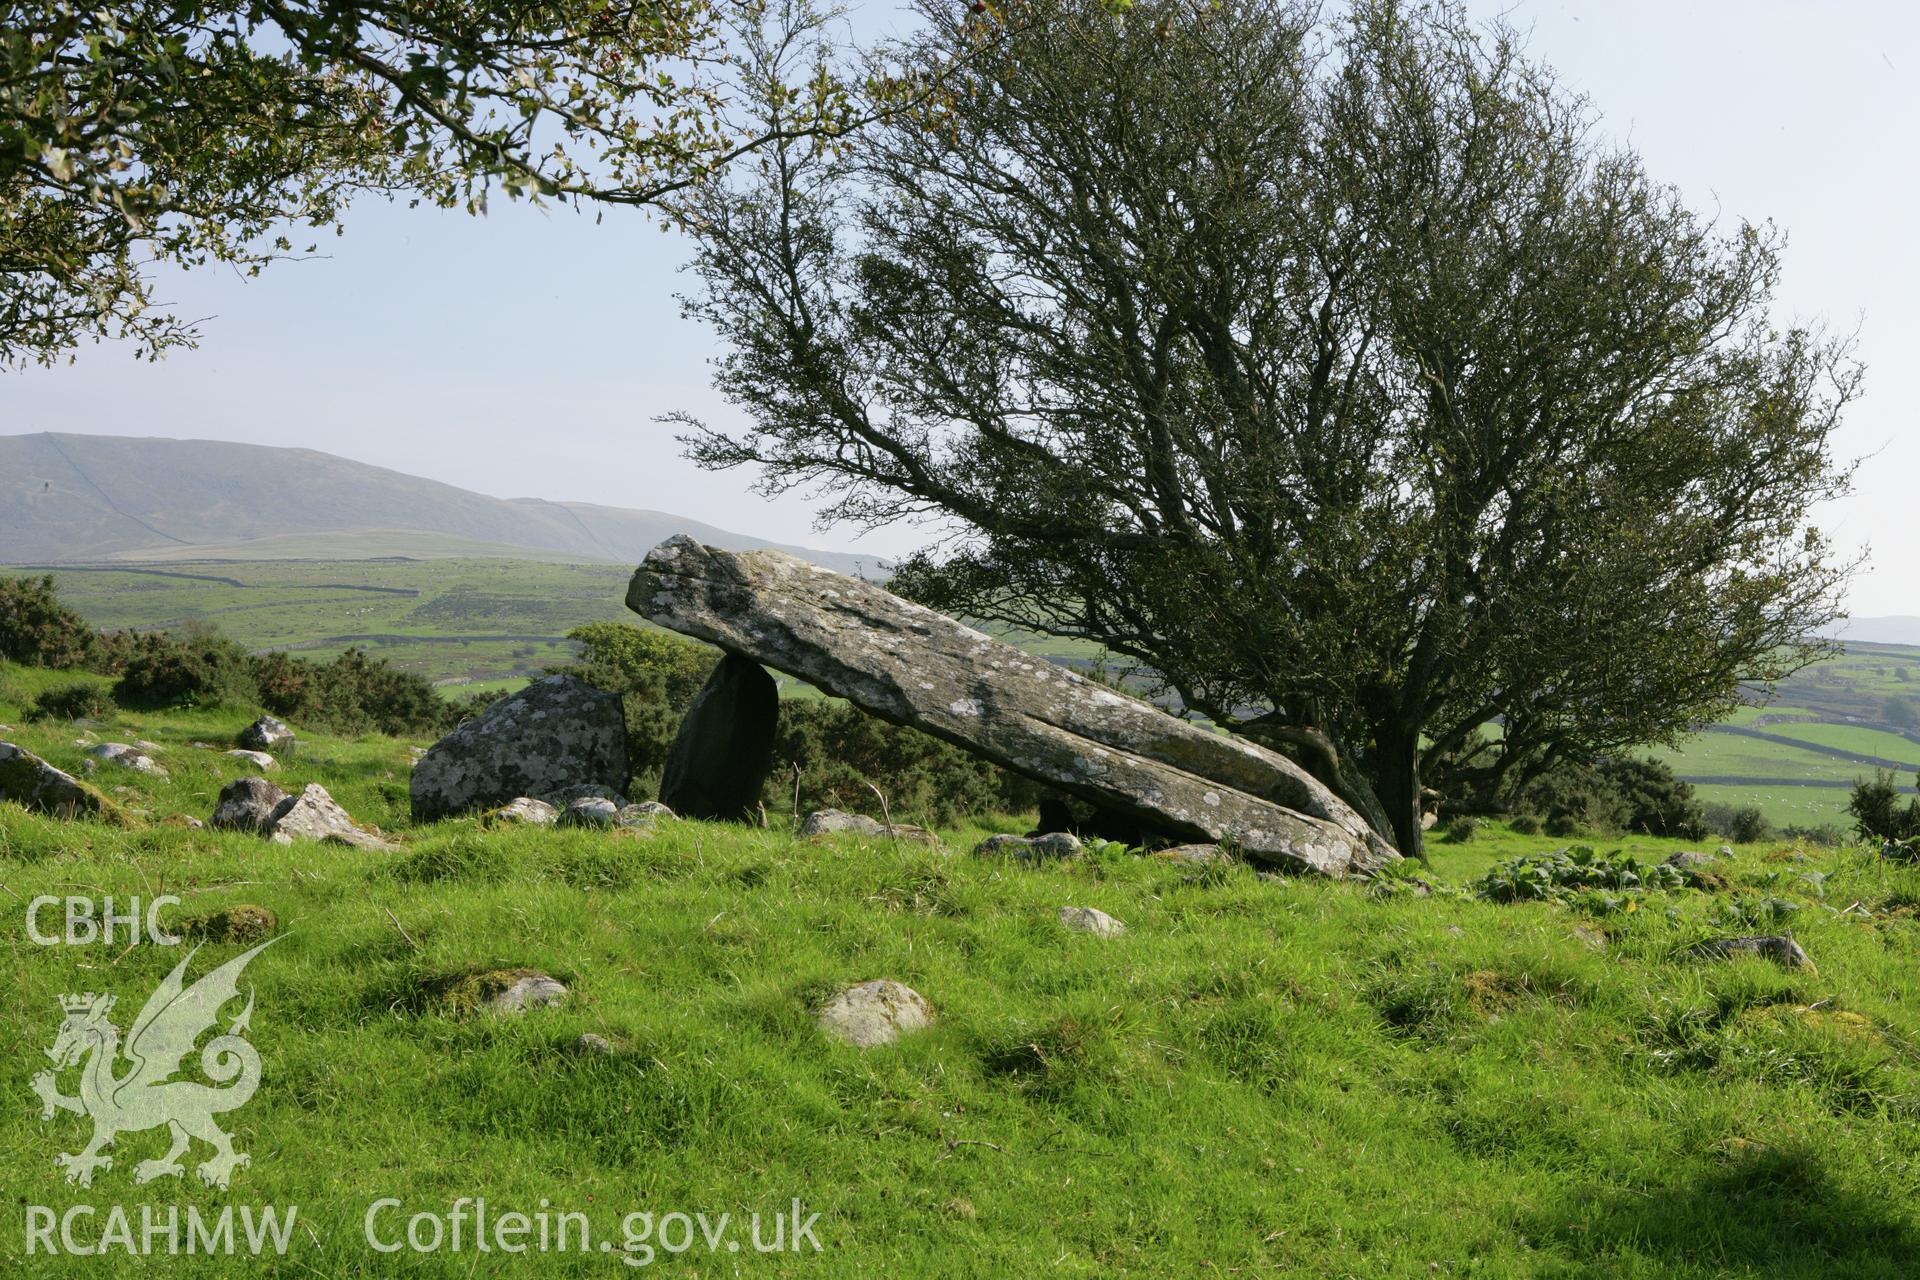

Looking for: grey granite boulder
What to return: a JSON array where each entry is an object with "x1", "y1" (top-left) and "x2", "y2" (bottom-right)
[
  {"x1": 211, "y1": 776, "x2": 290, "y2": 832},
  {"x1": 265, "y1": 783, "x2": 396, "y2": 851},
  {"x1": 225, "y1": 749, "x2": 277, "y2": 770},
  {"x1": 409, "y1": 675, "x2": 628, "y2": 822},
  {"x1": 630, "y1": 537, "x2": 1398, "y2": 876},
  {"x1": 239, "y1": 715, "x2": 296, "y2": 753}
]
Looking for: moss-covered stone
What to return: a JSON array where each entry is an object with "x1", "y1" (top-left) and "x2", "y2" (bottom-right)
[
  {"x1": 0, "y1": 741, "x2": 132, "y2": 825},
  {"x1": 181, "y1": 904, "x2": 279, "y2": 944}
]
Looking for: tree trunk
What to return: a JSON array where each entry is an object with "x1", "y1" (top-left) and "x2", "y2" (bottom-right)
[{"x1": 1370, "y1": 725, "x2": 1426, "y2": 860}]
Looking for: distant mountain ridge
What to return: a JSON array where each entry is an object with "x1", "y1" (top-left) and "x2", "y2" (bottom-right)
[{"x1": 0, "y1": 432, "x2": 887, "y2": 575}]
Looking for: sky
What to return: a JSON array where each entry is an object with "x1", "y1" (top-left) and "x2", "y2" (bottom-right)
[{"x1": 4, "y1": 1, "x2": 1915, "y2": 615}]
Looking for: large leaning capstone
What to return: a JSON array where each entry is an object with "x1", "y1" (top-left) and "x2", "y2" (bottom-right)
[
  {"x1": 629, "y1": 537, "x2": 1399, "y2": 876},
  {"x1": 410, "y1": 674, "x2": 628, "y2": 822}
]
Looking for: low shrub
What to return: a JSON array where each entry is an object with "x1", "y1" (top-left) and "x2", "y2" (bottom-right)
[
  {"x1": 113, "y1": 626, "x2": 257, "y2": 709},
  {"x1": 1508, "y1": 813, "x2": 1543, "y2": 836},
  {"x1": 26, "y1": 681, "x2": 116, "y2": 722},
  {"x1": 1473, "y1": 846, "x2": 1686, "y2": 903},
  {"x1": 1444, "y1": 815, "x2": 1480, "y2": 843}
]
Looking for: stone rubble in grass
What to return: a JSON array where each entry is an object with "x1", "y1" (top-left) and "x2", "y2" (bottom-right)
[
  {"x1": 263, "y1": 783, "x2": 397, "y2": 851},
  {"x1": 225, "y1": 749, "x2": 278, "y2": 770},
  {"x1": 800, "y1": 808, "x2": 941, "y2": 845},
  {"x1": 482, "y1": 972, "x2": 568, "y2": 1015},
  {"x1": 485, "y1": 796, "x2": 560, "y2": 826},
  {"x1": 1689, "y1": 935, "x2": 1814, "y2": 971}
]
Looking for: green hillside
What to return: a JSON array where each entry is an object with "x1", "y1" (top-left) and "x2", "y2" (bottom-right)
[{"x1": 5, "y1": 671, "x2": 1920, "y2": 1277}]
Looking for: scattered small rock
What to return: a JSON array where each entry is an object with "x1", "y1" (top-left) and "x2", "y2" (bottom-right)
[
  {"x1": 484, "y1": 796, "x2": 560, "y2": 826},
  {"x1": 239, "y1": 715, "x2": 296, "y2": 753},
  {"x1": 162, "y1": 814, "x2": 208, "y2": 830},
  {"x1": 1665, "y1": 850, "x2": 1719, "y2": 871},
  {"x1": 1058, "y1": 906, "x2": 1126, "y2": 936},
  {"x1": 546, "y1": 782, "x2": 629, "y2": 809},
  {"x1": 973, "y1": 832, "x2": 1083, "y2": 863},
  {"x1": 613, "y1": 803, "x2": 670, "y2": 830},
  {"x1": 265, "y1": 783, "x2": 397, "y2": 851},
  {"x1": 1570, "y1": 924, "x2": 1608, "y2": 951},
  {"x1": 225, "y1": 749, "x2": 277, "y2": 770},
  {"x1": 800, "y1": 808, "x2": 940, "y2": 844},
  {"x1": 211, "y1": 777, "x2": 291, "y2": 833},
  {"x1": 484, "y1": 971, "x2": 569, "y2": 1014},
  {"x1": 83, "y1": 742, "x2": 169, "y2": 779},
  {"x1": 1717, "y1": 845, "x2": 1736, "y2": 859},
  {"x1": 131, "y1": 739, "x2": 164, "y2": 753},
  {"x1": 1689, "y1": 935, "x2": 1814, "y2": 971},
  {"x1": 816, "y1": 979, "x2": 934, "y2": 1048},
  {"x1": 558, "y1": 796, "x2": 620, "y2": 829}
]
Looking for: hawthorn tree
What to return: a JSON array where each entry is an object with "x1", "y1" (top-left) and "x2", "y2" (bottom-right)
[
  {"x1": 2, "y1": 0, "x2": 857, "y2": 366},
  {"x1": 668, "y1": 0, "x2": 1858, "y2": 857}
]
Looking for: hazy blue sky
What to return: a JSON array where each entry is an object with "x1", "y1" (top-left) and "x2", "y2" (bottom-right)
[{"x1": 5, "y1": 1, "x2": 1914, "y2": 615}]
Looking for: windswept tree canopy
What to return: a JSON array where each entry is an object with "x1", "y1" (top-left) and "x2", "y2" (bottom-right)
[
  {"x1": 2, "y1": 0, "x2": 856, "y2": 366},
  {"x1": 669, "y1": 0, "x2": 1858, "y2": 855}
]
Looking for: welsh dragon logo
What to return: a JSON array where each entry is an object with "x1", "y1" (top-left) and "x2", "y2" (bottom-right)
[{"x1": 31, "y1": 940, "x2": 277, "y2": 1189}]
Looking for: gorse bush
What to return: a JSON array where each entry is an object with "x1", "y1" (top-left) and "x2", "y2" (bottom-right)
[
  {"x1": 112, "y1": 625, "x2": 258, "y2": 709},
  {"x1": 26, "y1": 681, "x2": 116, "y2": 723},
  {"x1": 1848, "y1": 770, "x2": 1920, "y2": 843},
  {"x1": 0, "y1": 574, "x2": 98, "y2": 669},
  {"x1": 253, "y1": 648, "x2": 448, "y2": 737}
]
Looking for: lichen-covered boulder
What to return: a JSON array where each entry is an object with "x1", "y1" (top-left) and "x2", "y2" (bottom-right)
[
  {"x1": 225, "y1": 749, "x2": 277, "y2": 771},
  {"x1": 975, "y1": 832, "x2": 1083, "y2": 863},
  {"x1": 630, "y1": 537, "x2": 1398, "y2": 876},
  {"x1": 0, "y1": 742, "x2": 117, "y2": 820},
  {"x1": 409, "y1": 675, "x2": 628, "y2": 823}
]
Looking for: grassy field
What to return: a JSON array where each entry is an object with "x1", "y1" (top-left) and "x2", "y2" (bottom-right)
[{"x1": 5, "y1": 668, "x2": 1920, "y2": 1276}]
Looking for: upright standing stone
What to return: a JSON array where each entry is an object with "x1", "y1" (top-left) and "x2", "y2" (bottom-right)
[{"x1": 659, "y1": 653, "x2": 778, "y2": 821}]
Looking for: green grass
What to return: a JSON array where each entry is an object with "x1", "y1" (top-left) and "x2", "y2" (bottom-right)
[{"x1": 6, "y1": 685, "x2": 1920, "y2": 1275}]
